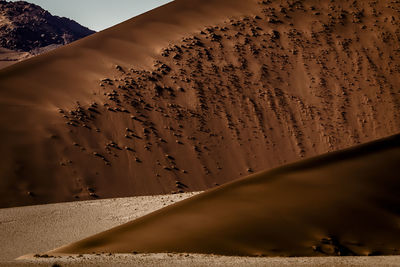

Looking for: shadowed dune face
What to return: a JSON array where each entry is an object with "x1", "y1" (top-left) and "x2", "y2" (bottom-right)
[
  {"x1": 50, "y1": 135, "x2": 400, "y2": 257},
  {"x1": 1, "y1": 0, "x2": 400, "y2": 207}
]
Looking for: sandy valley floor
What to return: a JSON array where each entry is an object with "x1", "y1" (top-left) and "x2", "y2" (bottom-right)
[
  {"x1": 0, "y1": 192, "x2": 399, "y2": 267},
  {"x1": 7, "y1": 254, "x2": 400, "y2": 267},
  {"x1": 0, "y1": 193, "x2": 198, "y2": 261}
]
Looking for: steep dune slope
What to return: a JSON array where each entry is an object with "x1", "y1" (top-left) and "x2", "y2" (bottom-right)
[
  {"x1": 1, "y1": 0, "x2": 400, "y2": 207},
  {"x1": 50, "y1": 134, "x2": 400, "y2": 257}
]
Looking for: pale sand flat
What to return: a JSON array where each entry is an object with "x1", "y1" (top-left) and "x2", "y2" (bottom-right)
[
  {"x1": 0, "y1": 192, "x2": 198, "y2": 261},
  {"x1": 5, "y1": 254, "x2": 400, "y2": 267}
]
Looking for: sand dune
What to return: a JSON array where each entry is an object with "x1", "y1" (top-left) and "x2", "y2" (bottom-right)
[
  {"x1": 49, "y1": 134, "x2": 400, "y2": 257},
  {"x1": 1, "y1": 0, "x2": 399, "y2": 263},
  {"x1": 0, "y1": 47, "x2": 31, "y2": 69},
  {"x1": 1, "y1": 0, "x2": 400, "y2": 208}
]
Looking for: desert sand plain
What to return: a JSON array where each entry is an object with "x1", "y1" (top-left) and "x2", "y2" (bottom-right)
[{"x1": 0, "y1": 191, "x2": 399, "y2": 266}]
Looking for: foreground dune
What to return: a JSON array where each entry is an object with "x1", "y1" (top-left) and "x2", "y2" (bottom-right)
[
  {"x1": 1, "y1": 0, "x2": 400, "y2": 207},
  {"x1": 49, "y1": 134, "x2": 400, "y2": 257}
]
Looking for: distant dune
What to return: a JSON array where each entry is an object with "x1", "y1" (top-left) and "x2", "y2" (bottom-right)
[
  {"x1": 49, "y1": 134, "x2": 400, "y2": 257},
  {"x1": 0, "y1": 47, "x2": 30, "y2": 69},
  {"x1": 0, "y1": 45, "x2": 63, "y2": 69},
  {"x1": 0, "y1": 0, "x2": 400, "y2": 208}
]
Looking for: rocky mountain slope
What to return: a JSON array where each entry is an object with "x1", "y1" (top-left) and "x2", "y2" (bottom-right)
[
  {"x1": 0, "y1": 0, "x2": 95, "y2": 52},
  {"x1": 0, "y1": 0, "x2": 399, "y2": 207}
]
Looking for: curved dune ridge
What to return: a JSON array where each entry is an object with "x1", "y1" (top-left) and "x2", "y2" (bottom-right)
[
  {"x1": 49, "y1": 134, "x2": 400, "y2": 257},
  {"x1": 1, "y1": 0, "x2": 400, "y2": 208}
]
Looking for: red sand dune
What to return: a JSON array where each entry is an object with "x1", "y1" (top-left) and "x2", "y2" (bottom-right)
[
  {"x1": 50, "y1": 134, "x2": 400, "y2": 257},
  {"x1": 1, "y1": 0, "x2": 400, "y2": 207}
]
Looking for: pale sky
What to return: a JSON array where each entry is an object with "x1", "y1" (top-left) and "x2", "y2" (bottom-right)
[{"x1": 10, "y1": 0, "x2": 173, "y2": 32}]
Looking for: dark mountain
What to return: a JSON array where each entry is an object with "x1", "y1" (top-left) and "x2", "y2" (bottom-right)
[{"x1": 0, "y1": 0, "x2": 95, "y2": 52}]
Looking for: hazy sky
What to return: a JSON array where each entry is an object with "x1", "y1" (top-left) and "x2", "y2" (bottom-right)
[{"x1": 11, "y1": 0, "x2": 173, "y2": 32}]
